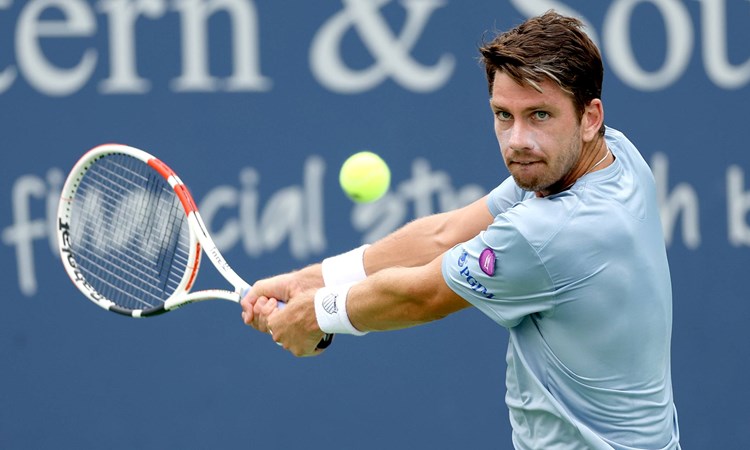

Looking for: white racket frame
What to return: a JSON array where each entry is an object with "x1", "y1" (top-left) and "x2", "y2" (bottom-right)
[{"x1": 57, "y1": 143, "x2": 250, "y2": 317}]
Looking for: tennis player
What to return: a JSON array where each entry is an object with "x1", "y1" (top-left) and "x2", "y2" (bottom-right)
[{"x1": 242, "y1": 11, "x2": 680, "y2": 449}]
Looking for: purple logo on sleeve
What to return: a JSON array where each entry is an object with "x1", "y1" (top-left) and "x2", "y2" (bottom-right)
[{"x1": 479, "y1": 247, "x2": 496, "y2": 276}]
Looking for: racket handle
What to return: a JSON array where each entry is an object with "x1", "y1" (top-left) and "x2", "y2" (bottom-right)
[{"x1": 317, "y1": 332, "x2": 334, "y2": 349}]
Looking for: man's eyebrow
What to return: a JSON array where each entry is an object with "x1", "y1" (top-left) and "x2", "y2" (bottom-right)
[{"x1": 489, "y1": 100, "x2": 554, "y2": 112}]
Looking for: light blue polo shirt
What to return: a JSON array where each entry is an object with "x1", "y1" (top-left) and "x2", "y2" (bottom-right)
[{"x1": 442, "y1": 127, "x2": 680, "y2": 449}]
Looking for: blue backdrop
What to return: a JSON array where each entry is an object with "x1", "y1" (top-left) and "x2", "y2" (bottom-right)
[{"x1": 1, "y1": 1, "x2": 747, "y2": 448}]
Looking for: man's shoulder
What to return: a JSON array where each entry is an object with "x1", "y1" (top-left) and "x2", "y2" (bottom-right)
[{"x1": 496, "y1": 192, "x2": 582, "y2": 250}]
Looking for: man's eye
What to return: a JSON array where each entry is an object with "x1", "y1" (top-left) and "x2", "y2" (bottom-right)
[
  {"x1": 534, "y1": 111, "x2": 550, "y2": 120},
  {"x1": 496, "y1": 111, "x2": 512, "y2": 120}
]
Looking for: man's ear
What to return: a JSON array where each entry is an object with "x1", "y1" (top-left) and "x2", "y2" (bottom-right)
[{"x1": 581, "y1": 99, "x2": 604, "y2": 142}]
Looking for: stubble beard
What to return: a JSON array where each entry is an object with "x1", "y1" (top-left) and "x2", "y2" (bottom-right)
[{"x1": 509, "y1": 130, "x2": 582, "y2": 193}]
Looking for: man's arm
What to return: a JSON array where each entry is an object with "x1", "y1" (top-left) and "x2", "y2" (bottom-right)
[
  {"x1": 264, "y1": 254, "x2": 470, "y2": 356},
  {"x1": 363, "y1": 194, "x2": 493, "y2": 273},
  {"x1": 242, "y1": 195, "x2": 493, "y2": 334},
  {"x1": 348, "y1": 255, "x2": 470, "y2": 331}
]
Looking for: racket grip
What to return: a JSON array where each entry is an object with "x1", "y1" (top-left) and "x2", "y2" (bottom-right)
[{"x1": 317, "y1": 332, "x2": 334, "y2": 349}]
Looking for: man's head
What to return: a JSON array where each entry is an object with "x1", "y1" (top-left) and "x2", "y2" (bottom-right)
[
  {"x1": 479, "y1": 11, "x2": 604, "y2": 136},
  {"x1": 480, "y1": 11, "x2": 608, "y2": 196}
]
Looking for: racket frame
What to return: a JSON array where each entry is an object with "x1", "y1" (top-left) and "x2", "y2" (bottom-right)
[{"x1": 57, "y1": 143, "x2": 249, "y2": 318}]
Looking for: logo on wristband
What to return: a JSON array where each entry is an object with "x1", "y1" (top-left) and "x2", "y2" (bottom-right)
[{"x1": 322, "y1": 293, "x2": 339, "y2": 315}]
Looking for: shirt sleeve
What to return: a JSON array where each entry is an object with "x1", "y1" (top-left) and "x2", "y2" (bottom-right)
[{"x1": 441, "y1": 215, "x2": 557, "y2": 328}]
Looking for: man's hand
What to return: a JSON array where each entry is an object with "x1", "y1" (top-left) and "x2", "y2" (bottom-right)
[
  {"x1": 240, "y1": 264, "x2": 323, "y2": 330},
  {"x1": 240, "y1": 265, "x2": 328, "y2": 356},
  {"x1": 265, "y1": 288, "x2": 327, "y2": 357},
  {"x1": 240, "y1": 274, "x2": 292, "y2": 333}
]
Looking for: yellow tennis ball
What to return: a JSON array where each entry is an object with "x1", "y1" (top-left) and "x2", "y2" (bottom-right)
[{"x1": 339, "y1": 151, "x2": 391, "y2": 203}]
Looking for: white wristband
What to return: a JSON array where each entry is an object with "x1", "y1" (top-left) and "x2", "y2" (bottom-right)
[
  {"x1": 314, "y1": 284, "x2": 368, "y2": 336},
  {"x1": 321, "y1": 244, "x2": 370, "y2": 287}
]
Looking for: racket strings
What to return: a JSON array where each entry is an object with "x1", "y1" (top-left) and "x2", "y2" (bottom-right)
[{"x1": 70, "y1": 154, "x2": 192, "y2": 310}]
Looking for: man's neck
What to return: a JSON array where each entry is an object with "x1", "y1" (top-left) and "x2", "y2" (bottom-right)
[{"x1": 536, "y1": 133, "x2": 611, "y2": 198}]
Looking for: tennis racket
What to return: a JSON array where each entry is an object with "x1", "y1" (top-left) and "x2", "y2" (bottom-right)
[{"x1": 56, "y1": 143, "x2": 333, "y2": 349}]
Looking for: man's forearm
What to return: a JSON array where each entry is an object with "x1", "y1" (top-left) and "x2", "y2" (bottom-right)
[
  {"x1": 364, "y1": 195, "x2": 493, "y2": 275},
  {"x1": 347, "y1": 256, "x2": 470, "y2": 332}
]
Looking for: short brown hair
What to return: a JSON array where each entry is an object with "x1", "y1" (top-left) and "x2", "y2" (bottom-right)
[{"x1": 479, "y1": 11, "x2": 604, "y2": 132}]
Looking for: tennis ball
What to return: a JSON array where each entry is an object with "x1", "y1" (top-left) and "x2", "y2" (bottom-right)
[{"x1": 339, "y1": 151, "x2": 391, "y2": 203}]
